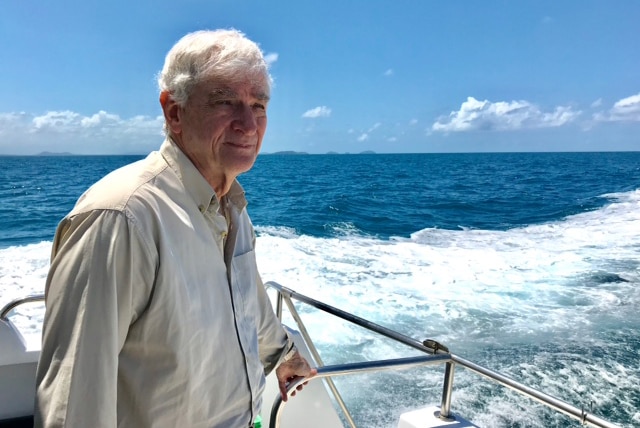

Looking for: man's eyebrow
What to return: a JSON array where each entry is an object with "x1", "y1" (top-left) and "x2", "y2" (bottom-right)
[
  {"x1": 255, "y1": 92, "x2": 270, "y2": 102},
  {"x1": 206, "y1": 88, "x2": 270, "y2": 102},
  {"x1": 207, "y1": 88, "x2": 237, "y2": 100}
]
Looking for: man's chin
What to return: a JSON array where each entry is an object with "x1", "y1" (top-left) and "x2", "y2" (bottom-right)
[{"x1": 226, "y1": 155, "x2": 259, "y2": 175}]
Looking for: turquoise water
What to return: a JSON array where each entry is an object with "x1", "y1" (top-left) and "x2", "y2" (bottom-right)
[{"x1": 1, "y1": 152, "x2": 639, "y2": 427}]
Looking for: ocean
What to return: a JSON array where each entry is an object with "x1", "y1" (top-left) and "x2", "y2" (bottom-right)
[{"x1": 1, "y1": 151, "x2": 639, "y2": 427}]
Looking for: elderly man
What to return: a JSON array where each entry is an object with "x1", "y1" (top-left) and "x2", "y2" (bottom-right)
[{"x1": 35, "y1": 29, "x2": 315, "y2": 427}]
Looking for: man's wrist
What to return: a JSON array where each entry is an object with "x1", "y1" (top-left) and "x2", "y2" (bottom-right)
[{"x1": 283, "y1": 344, "x2": 298, "y2": 362}]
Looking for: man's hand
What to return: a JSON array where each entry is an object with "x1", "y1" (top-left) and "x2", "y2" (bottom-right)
[{"x1": 275, "y1": 351, "x2": 317, "y2": 402}]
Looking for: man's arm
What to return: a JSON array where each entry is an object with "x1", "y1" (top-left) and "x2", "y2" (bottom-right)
[{"x1": 34, "y1": 210, "x2": 154, "y2": 428}]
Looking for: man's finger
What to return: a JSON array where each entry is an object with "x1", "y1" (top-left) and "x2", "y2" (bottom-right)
[{"x1": 279, "y1": 381, "x2": 289, "y2": 402}]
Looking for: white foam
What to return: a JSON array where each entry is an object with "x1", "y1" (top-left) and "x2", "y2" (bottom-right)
[
  {"x1": 2, "y1": 190, "x2": 638, "y2": 426},
  {"x1": 256, "y1": 188, "x2": 640, "y2": 349},
  {"x1": 0, "y1": 241, "x2": 50, "y2": 349},
  {"x1": 254, "y1": 190, "x2": 640, "y2": 426}
]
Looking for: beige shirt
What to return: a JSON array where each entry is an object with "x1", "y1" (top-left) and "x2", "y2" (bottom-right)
[{"x1": 35, "y1": 139, "x2": 292, "y2": 427}]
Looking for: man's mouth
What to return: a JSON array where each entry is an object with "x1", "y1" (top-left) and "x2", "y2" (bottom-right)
[{"x1": 226, "y1": 141, "x2": 254, "y2": 149}]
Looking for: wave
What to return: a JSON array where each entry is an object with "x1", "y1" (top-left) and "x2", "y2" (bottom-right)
[{"x1": 2, "y1": 189, "x2": 639, "y2": 426}]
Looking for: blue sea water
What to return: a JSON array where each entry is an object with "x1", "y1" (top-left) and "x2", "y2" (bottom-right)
[{"x1": 1, "y1": 151, "x2": 639, "y2": 427}]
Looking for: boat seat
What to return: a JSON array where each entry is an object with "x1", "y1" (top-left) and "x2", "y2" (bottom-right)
[{"x1": 0, "y1": 319, "x2": 38, "y2": 425}]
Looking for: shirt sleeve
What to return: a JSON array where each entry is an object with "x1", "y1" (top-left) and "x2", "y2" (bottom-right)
[
  {"x1": 255, "y1": 273, "x2": 295, "y2": 375},
  {"x1": 34, "y1": 209, "x2": 155, "y2": 428}
]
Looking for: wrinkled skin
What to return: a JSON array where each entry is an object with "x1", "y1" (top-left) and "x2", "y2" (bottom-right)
[{"x1": 276, "y1": 351, "x2": 318, "y2": 401}]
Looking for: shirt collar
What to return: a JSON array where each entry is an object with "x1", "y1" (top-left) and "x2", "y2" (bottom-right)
[{"x1": 159, "y1": 138, "x2": 247, "y2": 212}]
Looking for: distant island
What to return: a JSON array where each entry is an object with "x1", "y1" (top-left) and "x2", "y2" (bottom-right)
[
  {"x1": 36, "y1": 151, "x2": 74, "y2": 156},
  {"x1": 262, "y1": 150, "x2": 377, "y2": 155},
  {"x1": 325, "y1": 150, "x2": 377, "y2": 155},
  {"x1": 263, "y1": 151, "x2": 309, "y2": 155}
]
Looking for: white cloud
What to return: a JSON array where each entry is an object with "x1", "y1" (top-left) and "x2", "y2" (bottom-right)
[
  {"x1": 0, "y1": 109, "x2": 164, "y2": 154},
  {"x1": 33, "y1": 110, "x2": 81, "y2": 130},
  {"x1": 352, "y1": 123, "x2": 382, "y2": 142},
  {"x1": 368, "y1": 123, "x2": 381, "y2": 132},
  {"x1": 431, "y1": 97, "x2": 581, "y2": 132},
  {"x1": 302, "y1": 106, "x2": 331, "y2": 118},
  {"x1": 593, "y1": 93, "x2": 640, "y2": 122},
  {"x1": 264, "y1": 52, "x2": 278, "y2": 66},
  {"x1": 80, "y1": 110, "x2": 121, "y2": 127},
  {"x1": 590, "y1": 98, "x2": 603, "y2": 108},
  {"x1": 0, "y1": 112, "x2": 31, "y2": 131},
  {"x1": 384, "y1": 69, "x2": 394, "y2": 77}
]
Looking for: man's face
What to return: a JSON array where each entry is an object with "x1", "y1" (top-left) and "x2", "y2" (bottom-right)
[{"x1": 172, "y1": 75, "x2": 269, "y2": 184}]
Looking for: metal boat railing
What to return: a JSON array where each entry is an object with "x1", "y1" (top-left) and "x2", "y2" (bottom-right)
[
  {"x1": 0, "y1": 290, "x2": 622, "y2": 428},
  {"x1": 266, "y1": 281, "x2": 621, "y2": 428},
  {"x1": 0, "y1": 295, "x2": 45, "y2": 321}
]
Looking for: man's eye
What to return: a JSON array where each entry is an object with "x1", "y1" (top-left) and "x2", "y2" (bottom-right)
[{"x1": 253, "y1": 103, "x2": 266, "y2": 111}]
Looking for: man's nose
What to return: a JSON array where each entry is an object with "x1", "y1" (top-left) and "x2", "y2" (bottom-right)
[{"x1": 231, "y1": 104, "x2": 258, "y2": 135}]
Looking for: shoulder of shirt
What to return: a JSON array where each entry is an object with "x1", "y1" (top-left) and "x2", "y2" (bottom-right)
[{"x1": 69, "y1": 150, "x2": 171, "y2": 217}]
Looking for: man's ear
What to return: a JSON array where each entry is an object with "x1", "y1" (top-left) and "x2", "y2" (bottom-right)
[{"x1": 160, "y1": 91, "x2": 182, "y2": 135}]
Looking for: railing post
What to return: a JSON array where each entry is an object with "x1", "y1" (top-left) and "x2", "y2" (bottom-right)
[
  {"x1": 438, "y1": 361, "x2": 455, "y2": 421},
  {"x1": 281, "y1": 294, "x2": 358, "y2": 428},
  {"x1": 275, "y1": 290, "x2": 283, "y2": 320}
]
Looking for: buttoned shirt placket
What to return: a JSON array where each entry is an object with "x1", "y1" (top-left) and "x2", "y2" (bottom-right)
[
  {"x1": 202, "y1": 197, "x2": 257, "y2": 425},
  {"x1": 202, "y1": 198, "x2": 228, "y2": 255}
]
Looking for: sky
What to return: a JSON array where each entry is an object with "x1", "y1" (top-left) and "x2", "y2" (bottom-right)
[{"x1": 0, "y1": 0, "x2": 638, "y2": 155}]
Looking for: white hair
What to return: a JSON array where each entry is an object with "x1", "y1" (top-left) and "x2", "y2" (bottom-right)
[{"x1": 158, "y1": 29, "x2": 271, "y2": 107}]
